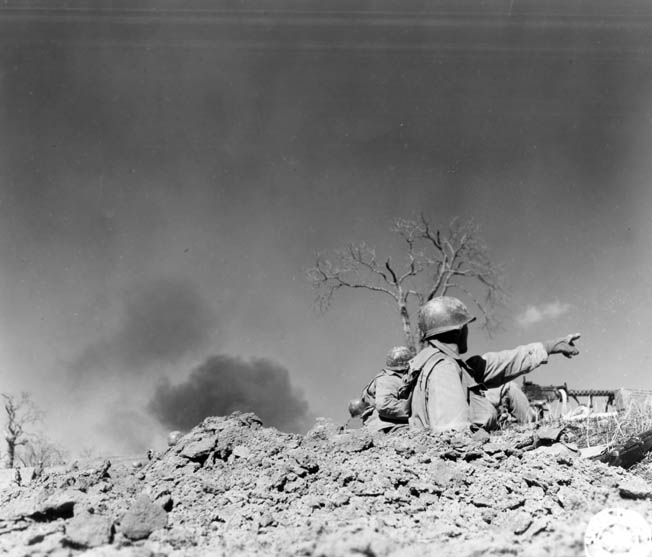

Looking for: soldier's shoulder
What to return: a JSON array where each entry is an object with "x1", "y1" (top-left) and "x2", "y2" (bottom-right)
[{"x1": 411, "y1": 345, "x2": 450, "y2": 369}]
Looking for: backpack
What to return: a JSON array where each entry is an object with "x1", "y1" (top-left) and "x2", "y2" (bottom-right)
[
  {"x1": 397, "y1": 346, "x2": 441, "y2": 399},
  {"x1": 359, "y1": 371, "x2": 386, "y2": 416},
  {"x1": 412, "y1": 351, "x2": 498, "y2": 431}
]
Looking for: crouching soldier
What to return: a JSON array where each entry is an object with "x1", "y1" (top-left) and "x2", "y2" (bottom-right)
[
  {"x1": 344, "y1": 398, "x2": 371, "y2": 430},
  {"x1": 402, "y1": 296, "x2": 580, "y2": 432},
  {"x1": 363, "y1": 346, "x2": 414, "y2": 433}
]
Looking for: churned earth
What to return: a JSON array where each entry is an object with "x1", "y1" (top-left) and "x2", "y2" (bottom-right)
[{"x1": 1, "y1": 412, "x2": 652, "y2": 557}]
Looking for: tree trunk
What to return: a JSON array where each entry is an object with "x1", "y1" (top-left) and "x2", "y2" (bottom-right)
[
  {"x1": 398, "y1": 303, "x2": 415, "y2": 352},
  {"x1": 5, "y1": 436, "x2": 15, "y2": 469}
]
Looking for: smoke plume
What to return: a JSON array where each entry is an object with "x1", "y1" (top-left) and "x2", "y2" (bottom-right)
[
  {"x1": 148, "y1": 354, "x2": 314, "y2": 433},
  {"x1": 69, "y1": 277, "x2": 217, "y2": 379}
]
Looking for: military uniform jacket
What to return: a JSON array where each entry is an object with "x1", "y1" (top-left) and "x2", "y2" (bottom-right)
[
  {"x1": 364, "y1": 369, "x2": 411, "y2": 432},
  {"x1": 409, "y1": 340, "x2": 548, "y2": 432}
]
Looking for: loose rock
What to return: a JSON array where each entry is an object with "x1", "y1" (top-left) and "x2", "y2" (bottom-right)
[
  {"x1": 119, "y1": 495, "x2": 168, "y2": 541},
  {"x1": 64, "y1": 512, "x2": 113, "y2": 548},
  {"x1": 619, "y1": 477, "x2": 652, "y2": 499}
]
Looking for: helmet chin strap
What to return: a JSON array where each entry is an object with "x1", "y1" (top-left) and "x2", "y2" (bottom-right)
[
  {"x1": 429, "y1": 326, "x2": 469, "y2": 357},
  {"x1": 429, "y1": 338, "x2": 462, "y2": 358}
]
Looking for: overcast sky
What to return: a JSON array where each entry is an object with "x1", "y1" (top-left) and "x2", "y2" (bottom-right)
[{"x1": 2, "y1": 0, "x2": 652, "y2": 455}]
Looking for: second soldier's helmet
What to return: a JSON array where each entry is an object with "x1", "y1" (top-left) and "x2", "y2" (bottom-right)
[
  {"x1": 348, "y1": 398, "x2": 369, "y2": 418},
  {"x1": 385, "y1": 346, "x2": 414, "y2": 371},
  {"x1": 418, "y1": 296, "x2": 476, "y2": 341}
]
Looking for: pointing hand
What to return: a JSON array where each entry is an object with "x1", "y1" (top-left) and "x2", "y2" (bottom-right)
[{"x1": 544, "y1": 333, "x2": 581, "y2": 359}]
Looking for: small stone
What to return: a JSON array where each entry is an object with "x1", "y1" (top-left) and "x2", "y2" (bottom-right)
[
  {"x1": 523, "y1": 474, "x2": 548, "y2": 490},
  {"x1": 391, "y1": 438, "x2": 415, "y2": 455},
  {"x1": 95, "y1": 460, "x2": 111, "y2": 479},
  {"x1": 556, "y1": 454, "x2": 575, "y2": 466},
  {"x1": 232, "y1": 445, "x2": 252, "y2": 459},
  {"x1": 180, "y1": 437, "x2": 216, "y2": 461},
  {"x1": 619, "y1": 477, "x2": 652, "y2": 499},
  {"x1": 556, "y1": 486, "x2": 586, "y2": 510},
  {"x1": 471, "y1": 429, "x2": 491, "y2": 443},
  {"x1": 120, "y1": 495, "x2": 168, "y2": 541},
  {"x1": 471, "y1": 495, "x2": 493, "y2": 508},
  {"x1": 527, "y1": 517, "x2": 549, "y2": 537},
  {"x1": 64, "y1": 512, "x2": 113, "y2": 548},
  {"x1": 480, "y1": 508, "x2": 497, "y2": 524},
  {"x1": 511, "y1": 511, "x2": 533, "y2": 535},
  {"x1": 482, "y1": 443, "x2": 504, "y2": 455},
  {"x1": 502, "y1": 495, "x2": 526, "y2": 510},
  {"x1": 431, "y1": 460, "x2": 465, "y2": 487},
  {"x1": 258, "y1": 512, "x2": 274, "y2": 527},
  {"x1": 332, "y1": 433, "x2": 374, "y2": 453},
  {"x1": 463, "y1": 449, "x2": 484, "y2": 461},
  {"x1": 451, "y1": 435, "x2": 472, "y2": 451},
  {"x1": 156, "y1": 495, "x2": 173, "y2": 512},
  {"x1": 409, "y1": 480, "x2": 438, "y2": 495},
  {"x1": 533, "y1": 443, "x2": 578, "y2": 459}
]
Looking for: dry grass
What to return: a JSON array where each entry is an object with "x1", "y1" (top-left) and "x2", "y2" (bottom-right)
[{"x1": 541, "y1": 393, "x2": 652, "y2": 450}]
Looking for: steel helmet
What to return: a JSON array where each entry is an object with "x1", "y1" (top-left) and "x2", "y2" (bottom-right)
[
  {"x1": 348, "y1": 398, "x2": 369, "y2": 418},
  {"x1": 385, "y1": 346, "x2": 414, "y2": 371},
  {"x1": 418, "y1": 296, "x2": 476, "y2": 341}
]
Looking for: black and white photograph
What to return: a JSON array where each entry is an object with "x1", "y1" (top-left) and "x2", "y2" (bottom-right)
[{"x1": 1, "y1": 1, "x2": 652, "y2": 555}]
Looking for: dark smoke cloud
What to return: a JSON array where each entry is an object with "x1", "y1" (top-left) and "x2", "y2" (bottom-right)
[
  {"x1": 70, "y1": 277, "x2": 217, "y2": 379},
  {"x1": 148, "y1": 354, "x2": 314, "y2": 433}
]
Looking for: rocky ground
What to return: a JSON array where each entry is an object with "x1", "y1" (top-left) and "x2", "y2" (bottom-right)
[{"x1": 1, "y1": 412, "x2": 652, "y2": 556}]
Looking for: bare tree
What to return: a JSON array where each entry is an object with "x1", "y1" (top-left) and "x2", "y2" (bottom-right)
[
  {"x1": 307, "y1": 216, "x2": 507, "y2": 351},
  {"x1": 17, "y1": 435, "x2": 66, "y2": 469},
  {"x1": 2, "y1": 392, "x2": 44, "y2": 469}
]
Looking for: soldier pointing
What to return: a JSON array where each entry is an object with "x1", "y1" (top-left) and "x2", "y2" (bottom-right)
[{"x1": 403, "y1": 296, "x2": 580, "y2": 432}]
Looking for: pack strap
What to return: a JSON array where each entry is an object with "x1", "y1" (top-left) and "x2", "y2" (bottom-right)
[
  {"x1": 398, "y1": 346, "x2": 441, "y2": 399},
  {"x1": 416, "y1": 354, "x2": 447, "y2": 426}
]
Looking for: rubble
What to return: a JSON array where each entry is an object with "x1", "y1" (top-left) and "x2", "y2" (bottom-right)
[{"x1": 2, "y1": 411, "x2": 652, "y2": 556}]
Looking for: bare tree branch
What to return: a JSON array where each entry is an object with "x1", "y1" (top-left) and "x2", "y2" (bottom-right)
[
  {"x1": 306, "y1": 216, "x2": 507, "y2": 350},
  {"x1": 307, "y1": 247, "x2": 401, "y2": 314},
  {"x1": 384, "y1": 259, "x2": 398, "y2": 285}
]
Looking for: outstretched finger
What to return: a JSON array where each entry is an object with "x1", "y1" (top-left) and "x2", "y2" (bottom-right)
[{"x1": 566, "y1": 333, "x2": 581, "y2": 344}]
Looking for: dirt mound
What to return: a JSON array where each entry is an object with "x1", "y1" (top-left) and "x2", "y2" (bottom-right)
[{"x1": 1, "y1": 412, "x2": 652, "y2": 556}]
